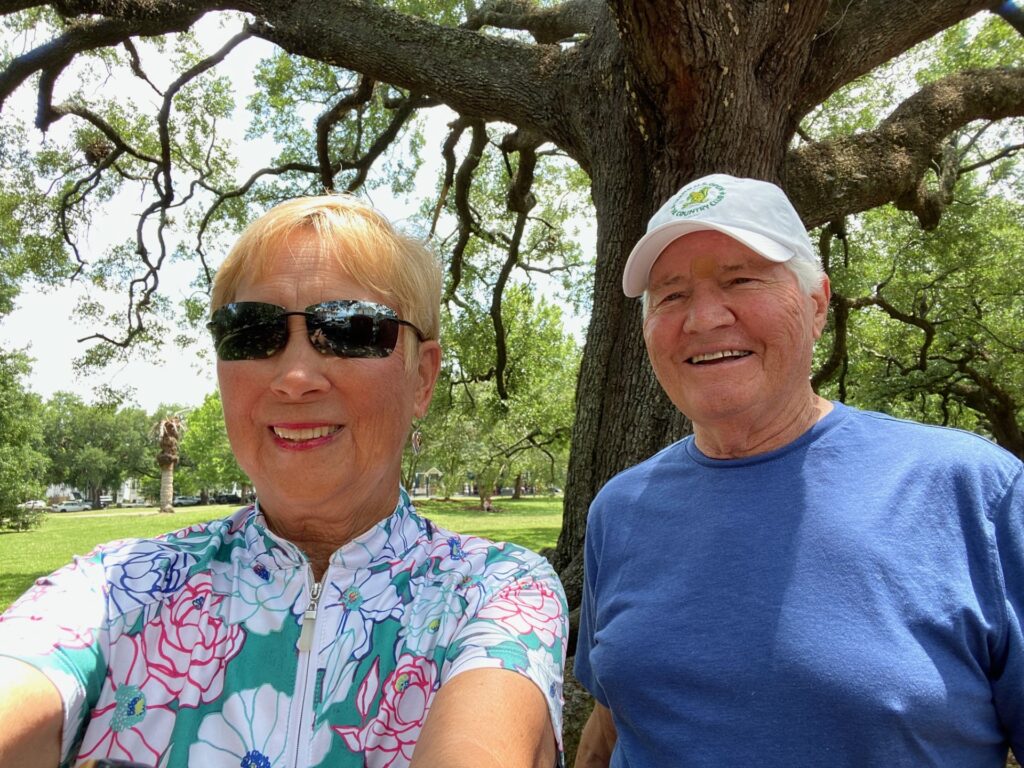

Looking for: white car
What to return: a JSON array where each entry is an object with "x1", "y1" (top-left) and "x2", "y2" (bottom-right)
[
  {"x1": 54, "y1": 500, "x2": 92, "y2": 513},
  {"x1": 16, "y1": 500, "x2": 47, "y2": 509}
]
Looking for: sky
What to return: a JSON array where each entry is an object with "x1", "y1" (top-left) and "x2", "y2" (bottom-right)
[{"x1": 0, "y1": 274, "x2": 218, "y2": 413}]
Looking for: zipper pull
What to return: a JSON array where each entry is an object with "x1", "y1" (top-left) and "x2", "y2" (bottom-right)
[{"x1": 298, "y1": 581, "x2": 322, "y2": 652}]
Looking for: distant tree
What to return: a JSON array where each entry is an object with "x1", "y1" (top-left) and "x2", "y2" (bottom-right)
[
  {"x1": 177, "y1": 390, "x2": 247, "y2": 500},
  {"x1": 413, "y1": 285, "x2": 577, "y2": 508},
  {"x1": 42, "y1": 392, "x2": 151, "y2": 507},
  {"x1": 0, "y1": 350, "x2": 48, "y2": 530}
]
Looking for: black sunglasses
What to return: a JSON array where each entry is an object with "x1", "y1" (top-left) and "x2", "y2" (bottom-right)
[{"x1": 207, "y1": 300, "x2": 426, "y2": 361}]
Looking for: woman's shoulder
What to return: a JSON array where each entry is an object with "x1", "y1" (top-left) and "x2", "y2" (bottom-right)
[{"x1": 407, "y1": 515, "x2": 562, "y2": 593}]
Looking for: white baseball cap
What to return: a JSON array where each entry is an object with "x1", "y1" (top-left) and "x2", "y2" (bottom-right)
[{"x1": 622, "y1": 174, "x2": 818, "y2": 297}]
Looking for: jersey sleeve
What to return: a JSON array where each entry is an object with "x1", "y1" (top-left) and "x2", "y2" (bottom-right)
[
  {"x1": 991, "y1": 463, "x2": 1024, "y2": 756},
  {"x1": 441, "y1": 548, "x2": 569, "y2": 749},
  {"x1": 0, "y1": 552, "x2": 110, "y2": 761}
]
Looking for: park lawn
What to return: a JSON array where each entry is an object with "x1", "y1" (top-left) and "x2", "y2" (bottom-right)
[{"x1": 0, "y1": 496, "x2": 563, "y2": 611}]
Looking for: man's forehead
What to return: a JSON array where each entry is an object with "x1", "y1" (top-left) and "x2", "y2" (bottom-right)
[{"x1": 649, "y1": 239, "x2": 768, "y2": 284}]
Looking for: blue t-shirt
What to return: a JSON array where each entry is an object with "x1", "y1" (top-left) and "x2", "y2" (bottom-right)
[{"x1": 575, "y1": 403, "x2": 1024, "y2": 767}]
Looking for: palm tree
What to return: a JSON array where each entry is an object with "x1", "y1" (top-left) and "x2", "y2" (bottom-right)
[{"x1": 156, "y1": 415, "x2": 183, "y2": 514}]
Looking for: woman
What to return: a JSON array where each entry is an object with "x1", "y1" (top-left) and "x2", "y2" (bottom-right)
[{"x1": 0, "y1": 196, "x2": 568, "y2": 768}]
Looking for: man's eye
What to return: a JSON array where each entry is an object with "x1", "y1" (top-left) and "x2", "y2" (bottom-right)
[{"x1": 659, "y1": 291, "x2": 687, "y2": 304}]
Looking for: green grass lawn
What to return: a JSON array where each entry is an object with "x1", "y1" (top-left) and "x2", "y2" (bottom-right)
[{"x1": 0, "y1": 496, "x2": 563, "y2": 612}]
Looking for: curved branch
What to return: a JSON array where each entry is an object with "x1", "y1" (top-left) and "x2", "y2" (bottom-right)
[
  {"x1": 154, "y1": 25, "x2": 254, "y2": 200},
  {"x1": 784, "y1": 67, "x2": 1024, "y2": 228},
  {"x1": 443, "y1": 119, "x2": 488, "y2": 306},
  {"x1": 0, "y1": 12, "x2": 201, "y2": 114},
  {"x1": 315, "y1": 75, "x2": 375, "y2": 191},
  {"x1": 490, "y1": 132, "x2": 538, "y2": 400},
  {"x1": 463, "y1": 0, "x2": 599, "y2": 44},
  {"x1": 343, "y1": 91, "x2": 427, "y2": 192},
  {"x1": 194, "y1": 160, "x2": 322, "y2": 281},
  {"x1": 797, "y1": 0, "x2": 995, "y2": 114},
  {"x1": 242, "y1": 0, "x2": 573, "y2": 143}
]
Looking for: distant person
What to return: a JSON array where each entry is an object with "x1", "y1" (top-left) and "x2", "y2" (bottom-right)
[
  {"x1": 0, "y1": 195, "x2": 567, "y2": 768},
  {"x1": 574, "y1": 174, "x2": 1024, "y2": 766}
]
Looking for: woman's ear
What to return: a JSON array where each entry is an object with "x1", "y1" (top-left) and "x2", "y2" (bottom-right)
[{"x1": 412, "y1": 340, "x2": 442, "y2": 419}]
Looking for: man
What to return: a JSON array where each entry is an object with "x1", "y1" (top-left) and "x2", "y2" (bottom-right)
[{"x1": 573, "y1": 174, "x2": 1024, "y2": 767}]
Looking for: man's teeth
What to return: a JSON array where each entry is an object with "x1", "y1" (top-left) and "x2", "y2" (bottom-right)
[
  {"x1": 689, "y1": 350, "x2": 751, "y2": 364},
  {"x1": 273, "y1": 425, "x2": 340, "y2": 441}
]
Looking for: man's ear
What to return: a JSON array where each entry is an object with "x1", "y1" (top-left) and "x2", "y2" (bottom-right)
[{"x1": 811, "y1": 274, "x2": 831, "y2": 340}]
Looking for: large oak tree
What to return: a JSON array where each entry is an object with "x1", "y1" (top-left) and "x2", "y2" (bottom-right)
[{"x1": 2, "y1": 0, "x2": 1022, "y2": 674}]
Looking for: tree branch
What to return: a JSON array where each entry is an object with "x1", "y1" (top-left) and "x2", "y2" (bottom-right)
[
  {"x1": 0, "y1": 12, "x2": 201, "y2": 114},
  {"x1": 242, "y1": 0, "x2": 574, "y2": 144},
  {"x1": 463, "y1": 0, "x2": 599, "y2": 44},
  {"x1": 784, "y1": 67, "x2": 1024, "y2": 228},
  {"x1": 798, "y1": 0, "x2": 996, "y2": 114},
  {"x1": 442, "y1": 118, "x2": 488, "y2": 307},
  {"x1": 315, "y1": 75, "x2": 375, "y2": 191}
]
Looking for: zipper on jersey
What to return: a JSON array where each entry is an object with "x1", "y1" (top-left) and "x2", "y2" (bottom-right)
[
  {"x1": 291, "y1": 567, "x2": 326, "y2": 767},
  {"x1": 298, "y1": 578, "x2": 323, "y2": 651}
]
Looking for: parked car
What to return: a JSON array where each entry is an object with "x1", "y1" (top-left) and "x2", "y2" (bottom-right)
[
  {"x1": 172, "y1": 495, "x2": 201, "y2": 507},
  {"x1": 215, "y1": 492, "x2": 242, "y2": 504},
  {"x1": 17, "y1": 499, "x2": 47, "y2": 509},
  {"x1": 54, "y1": 500, "x2": 92, "y2": 513}
]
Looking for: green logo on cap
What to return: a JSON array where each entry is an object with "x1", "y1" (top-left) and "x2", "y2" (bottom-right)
[{"x1": 671, "y1": 182, "x2": 726, "y2": 217}]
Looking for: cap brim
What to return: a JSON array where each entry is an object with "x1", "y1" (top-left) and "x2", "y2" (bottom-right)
[{"x1": 622, "y1": 221, "x2": 795, "y2": 297}]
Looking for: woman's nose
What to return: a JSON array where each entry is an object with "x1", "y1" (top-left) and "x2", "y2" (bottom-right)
[{"x1": 269, "y1": 316, "x2": 332, "y2": 399}]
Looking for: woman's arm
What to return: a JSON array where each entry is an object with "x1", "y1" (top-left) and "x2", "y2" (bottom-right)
[
  {"x1": 574, "y1": 703, "x2": 617, "y2": 768},
  {"x1": 0, "y1": 657, "x2": 62, "y2": 768},
  {"x1": 410, "y1": 668, "x2": 556, "y2": 768}
]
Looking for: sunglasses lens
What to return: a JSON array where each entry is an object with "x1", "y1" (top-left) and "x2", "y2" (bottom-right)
[
  {"x1": 208, "y1": 303, "x2": 287, "y2": 361},
  {"x1": 311, "y1": 302, "x2": 401, "y2": 358}
]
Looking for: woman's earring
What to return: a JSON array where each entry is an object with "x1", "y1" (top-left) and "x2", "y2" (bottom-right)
[{"x1": 411, "y1": 428, "x2": 423, "y2": 455}]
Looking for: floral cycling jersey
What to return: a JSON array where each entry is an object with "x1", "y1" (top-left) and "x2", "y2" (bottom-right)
[{"x1": 0, "y1": 489, "x2": 568, "y2": 768}]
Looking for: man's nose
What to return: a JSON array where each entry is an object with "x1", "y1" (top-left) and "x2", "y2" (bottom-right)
[{"x1": 682, "y1": 286, "x2": 735, "y2": 334}]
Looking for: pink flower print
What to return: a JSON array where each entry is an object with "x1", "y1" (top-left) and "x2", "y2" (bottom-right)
[
  {"x1": 333, "y1": 654, "x2": 439, "y2": 768},
  {"x1": 142, "y1": 573, "x2": 245, "y2": 708},
  {"x1": 77, "y1": 633, "x2": 176, "y2": 766},
  {"x1": 476, "y1": 578, "x2": 565, "y2": 647}
]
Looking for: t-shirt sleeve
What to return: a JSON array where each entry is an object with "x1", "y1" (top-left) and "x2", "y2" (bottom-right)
[
  {"x1": 573, "y1": 497, "x2": 605, "y2": 705},
  {"x1": 992, "y1": 463, "x2": 1024, "y2": 755},
  {"x1": 442, "y1": 551, "x2": 569, "y2": 749},
  {"x1": 0, "y1": 553, "x2": 109, "y2": 761}
]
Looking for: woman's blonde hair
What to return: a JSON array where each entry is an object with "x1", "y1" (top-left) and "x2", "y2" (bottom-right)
[{"x1": 211, "y1": 195, "x2": 442, "y2": 364}]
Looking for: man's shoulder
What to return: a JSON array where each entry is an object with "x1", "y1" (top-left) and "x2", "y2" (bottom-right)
[
  {"x1": 838, "y1": 406, "x2": 1022, "y2": 489},
  {"x1": 844, "y1": 406, "x2": 1017, "y2": 460},
  {"x1": 593, "y1": 437, "x2": 691, "y2": 504}
]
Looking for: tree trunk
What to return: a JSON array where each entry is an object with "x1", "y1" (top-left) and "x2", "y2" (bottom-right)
[{"x1": 159, "y1": 464, "x2": 175, "y2": 514}]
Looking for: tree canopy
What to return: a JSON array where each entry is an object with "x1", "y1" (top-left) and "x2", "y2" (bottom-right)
[
  {"x1": 41, "y1": 390, "x2": 154, "y2": 505},
  {"x1": 0, "y1": 349, "x2": 48, "y2": 529}
]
